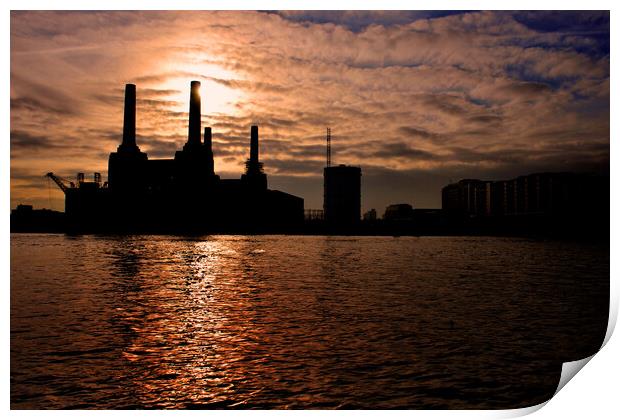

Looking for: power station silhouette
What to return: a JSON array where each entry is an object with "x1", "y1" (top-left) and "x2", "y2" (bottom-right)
[
  {"x1": 47, "y1": 81, "x2": 304, "y2": 233},
  {"x1": 36, "y1": 82, "x2": 606, "y2": 238}
]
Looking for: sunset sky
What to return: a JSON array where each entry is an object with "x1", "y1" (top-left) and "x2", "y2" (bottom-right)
[{"x1": 10, "y1": 10, "x2": 610, "y2": 213}]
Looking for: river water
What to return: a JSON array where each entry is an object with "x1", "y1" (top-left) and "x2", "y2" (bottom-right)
[{"x1": 10, "y1": 234, "x2": 609, "y2": 409}]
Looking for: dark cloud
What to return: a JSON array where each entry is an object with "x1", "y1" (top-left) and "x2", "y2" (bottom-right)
[
  {"x1": 138, "y1": 98, "x2": 182, "y2": 108},
  {"x1": 11, "y1": 74, "x2": 80, "y2": 116},
  {"x1": 206, "y1": 76, "x2": 292, "y2": 94},
  {"x1": 501, "y1": 81, "x2": 552, "y2": 95},
  {"x1": 371, "y1": 142, "x2": 436, "y2": 160},
  {"x1": 93, "y1": 93, "x2": 123, "y2": 106},
  {"x1": 11, "y1": 130, "x2": 58, "y2": 150},
  {"x1": 283, "y1": 144, "x2": 326, "y2": 159},
  {"x1": 273, "y1": 11, "x2": 471, "y2": 32},
  {"x1": 421, "y1": 95, "x2": 470, "y2": 116},
  {"x1": 512, "y1": 11, "x2": 609, "y2": 58},
  {"x1": 448, "y1": 146, "x2": 528, "y2": 165},
  {"x1": 11, "y1": 96, "x2": 69, "y2": 115},
  {"x1": 467, "y1": 114, "x2": 502, "y2": 124},
  {"x1": 399, "y1": 126, "x2": 443, "y2": 141}
]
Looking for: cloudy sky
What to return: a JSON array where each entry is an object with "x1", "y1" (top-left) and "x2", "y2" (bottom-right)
[{"x1": 10, "y1": 10, "x2": 609, "y2": 213}]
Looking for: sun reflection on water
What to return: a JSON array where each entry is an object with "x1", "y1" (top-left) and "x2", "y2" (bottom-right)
[
  {"x1": 10, "y1": 235, "x2": 610, "y2": 409},
  {"x1": 110, "y1": 236, "x2": 302, "y2": 408}
]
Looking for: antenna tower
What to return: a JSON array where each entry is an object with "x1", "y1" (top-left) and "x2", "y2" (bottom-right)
[{"x1": 326, "y1": 127, "x2": 331, "y2": 168}]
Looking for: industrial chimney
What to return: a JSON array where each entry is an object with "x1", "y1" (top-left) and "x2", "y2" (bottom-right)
[
  {"x1": 204, "y1": 126, "x2": 215, "y2": 175},
  {"x1": 250, "y1": 125, "x2": 259, "y2": 163},
  {"x1": 204, "y1": 127, "x2": 212, "y2": 150},
  {"x1": 242, "y1": 124, "x2": 266, "y2": 189},
  {"x1": 119, "y1": 84, "x2": 137, "y2": 152},
  {"x1": 187, "y1": 81, "x2": 201, "y2": 147},
  {"x1": 109, "y1": 82, "x2": 147, "y2": 189}
]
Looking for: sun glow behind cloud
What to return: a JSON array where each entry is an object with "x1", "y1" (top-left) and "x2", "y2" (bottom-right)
[{"x1": 160, "y1": 61, "x2": 247, "y2": 116}]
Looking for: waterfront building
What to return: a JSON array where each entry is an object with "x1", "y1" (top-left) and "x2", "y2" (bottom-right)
[{"x1": 323, "y1": 164, "x2": 361, "y2": 226}]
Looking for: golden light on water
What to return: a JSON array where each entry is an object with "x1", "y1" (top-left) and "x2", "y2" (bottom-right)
[
  {"x1": 117, "y1": 238, "x2": 269, "y2": 407},
  {"x1": 11, "y1": 234, "x2": 611, "y2": 408}
]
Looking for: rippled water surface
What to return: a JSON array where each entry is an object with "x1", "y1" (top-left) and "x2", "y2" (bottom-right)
[{"x1": 11, "y1": 234, "x2": 609, "y2": 409}]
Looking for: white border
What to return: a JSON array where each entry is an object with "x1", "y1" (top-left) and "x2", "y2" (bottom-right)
[{"x1": 4, "y1": 2, "x2": 617, "y2": 419}]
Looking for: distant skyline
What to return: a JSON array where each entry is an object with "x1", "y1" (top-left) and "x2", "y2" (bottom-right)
[{"x1": 10, "y1": 11, "x2": 609, "y2": 213}]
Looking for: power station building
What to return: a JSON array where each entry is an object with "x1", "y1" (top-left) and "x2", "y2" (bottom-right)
[
  {"x1": 323, "y1": 165, "x2": 361, "y2": 226},
  {"x1": 321, "y1": 127, "x2": 362, "y2": 226},
  {"x1": 48, "y1": 81, "x2": 304, "y2": 232}
]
